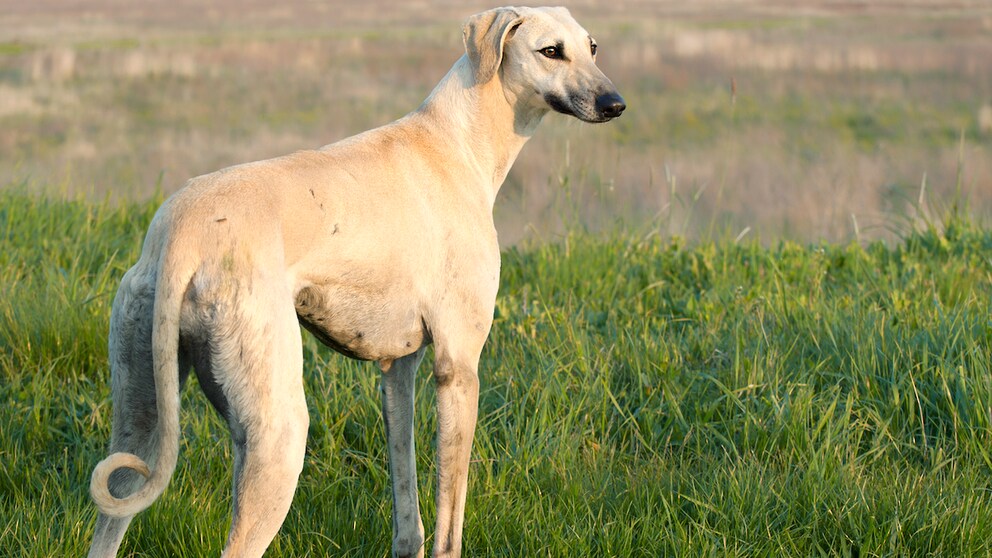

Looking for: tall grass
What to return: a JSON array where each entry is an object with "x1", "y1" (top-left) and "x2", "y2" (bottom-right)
[
  {"x1": 3, "y1": 3, "x2": 990, "y2": 243},
  {"x1": 1, "y1": 187, "x2": 991, "y2": 556}
]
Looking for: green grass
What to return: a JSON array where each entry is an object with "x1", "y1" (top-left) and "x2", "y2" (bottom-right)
[{"x1": 2, "y1": 187, "x2": 991, "y2": 556}]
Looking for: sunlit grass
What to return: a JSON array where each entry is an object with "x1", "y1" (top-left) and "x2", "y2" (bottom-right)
[{"x1": 2, "y1": 186, "x2": 990, "y2": 556}]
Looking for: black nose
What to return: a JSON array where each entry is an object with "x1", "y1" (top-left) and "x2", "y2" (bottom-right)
[{"x1": 595, "y1": 91, "x2": 626, "y2": 119}]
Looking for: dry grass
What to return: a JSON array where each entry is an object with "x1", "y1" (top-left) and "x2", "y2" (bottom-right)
[{"x1": 1, "y1": 0, "x2": 990, "y2": 243}]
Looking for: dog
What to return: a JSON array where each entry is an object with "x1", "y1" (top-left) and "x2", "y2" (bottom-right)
[{"x1": 88, "y1": 6, "x2": 624, "y2": 557}]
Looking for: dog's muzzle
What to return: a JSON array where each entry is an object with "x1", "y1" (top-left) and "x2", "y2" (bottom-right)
[
  {"x1": 544, "y1": 88, "x2": 627, "y2": 123},
  {"x1": 595, "y1": 91, "x2": 626, "y2": 120}
]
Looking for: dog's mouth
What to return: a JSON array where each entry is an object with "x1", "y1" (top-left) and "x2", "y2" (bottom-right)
[{"x1": 544, "y1": 91, "x2": 626, "y2": 123}]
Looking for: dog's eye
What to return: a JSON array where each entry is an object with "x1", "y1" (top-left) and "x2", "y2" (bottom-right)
[
  {"x1": 539, "y1": 46, "x2": 561, "y2": 59},
  {"x1": 590, "y1": 43, "x2": 598, "y2": 56}
]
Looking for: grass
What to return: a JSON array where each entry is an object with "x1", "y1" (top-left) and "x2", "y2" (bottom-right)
[
  {"x1": 2, "y1": 185, "x2": 991, "y2": 556},
  {"x1": 3, "y1": 2, "x2": 990, "y2": 243}
]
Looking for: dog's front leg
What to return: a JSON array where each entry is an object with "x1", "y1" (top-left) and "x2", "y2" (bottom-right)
[
  {"x1": 381, "y1": 348, "x2": 428, "y2": 558},
  {"x1": 431, "y1": 351, "x2": 481, "y2": 558}
]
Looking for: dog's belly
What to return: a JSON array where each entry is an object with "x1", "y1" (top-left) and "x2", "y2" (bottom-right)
[{"x1": 294, "y1": 284, "x2": 427, "y2": 362}]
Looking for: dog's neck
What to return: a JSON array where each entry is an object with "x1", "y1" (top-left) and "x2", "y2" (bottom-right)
[{"x1": 414, "y1": 55, "x2": 548, "y2": 207}]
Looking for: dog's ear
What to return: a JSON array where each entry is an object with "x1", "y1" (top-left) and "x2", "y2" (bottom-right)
[{"x1": 463, "y1": 7, "x2": 524, "y2": 85}]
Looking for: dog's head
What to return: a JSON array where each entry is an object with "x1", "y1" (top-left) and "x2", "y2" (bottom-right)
[{"x1": 463, "y1": 6, "x2": 626, "y2": 123}]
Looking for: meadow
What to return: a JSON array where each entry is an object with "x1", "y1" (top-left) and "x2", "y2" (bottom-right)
[
  {"x1": 2, "y1": 187, "x2": 992, "y2": 556},
  {"x1": 2, "y1": 1, "x2": 991, "y2": 243},
  {"x1": 2, "y1": 0, "x2": 992, "y2": 556}
]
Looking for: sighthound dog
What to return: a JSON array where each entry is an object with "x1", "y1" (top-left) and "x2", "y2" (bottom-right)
[{"x1": 88, "y1": 6, "x2": 624, "y2": 557}]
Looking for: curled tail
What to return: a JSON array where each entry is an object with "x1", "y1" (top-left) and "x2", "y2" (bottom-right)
[{"x1": 90, "y1": 250, "x2": 193, "y2": 518}]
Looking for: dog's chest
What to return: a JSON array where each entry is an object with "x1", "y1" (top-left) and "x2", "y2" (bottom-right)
[{"x1": 294, "y1": 283, "x2": 427, "y2": 361}]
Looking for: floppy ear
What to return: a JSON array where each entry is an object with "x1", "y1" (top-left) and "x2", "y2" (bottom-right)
[{"x1": 462, "y1": 7, "x2": 524, "y2": 85}]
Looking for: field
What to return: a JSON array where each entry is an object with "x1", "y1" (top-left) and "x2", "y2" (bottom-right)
[
  {"x1": 2, "y1": 0, "x2": 992, "y2": 556},
  {"x1": 2, "y1": 1, "x2": 991, "y2": 243},
  {"x1": 3, "y1": 190, "x2": 992, "y2": 556}
]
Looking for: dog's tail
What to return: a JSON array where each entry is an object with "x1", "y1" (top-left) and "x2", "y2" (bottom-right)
[{"x1": 90, "y1": 246, "x2": 193, "y2": 518}]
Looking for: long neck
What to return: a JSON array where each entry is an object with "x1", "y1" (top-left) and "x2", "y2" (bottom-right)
[{"x1": 412, "y1": 55, "x2": 548, "y2": 207}]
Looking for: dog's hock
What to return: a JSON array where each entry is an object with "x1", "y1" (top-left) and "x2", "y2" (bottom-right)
[{"x1": 462, "y1": 7, "x2": 523, "y2": 85}]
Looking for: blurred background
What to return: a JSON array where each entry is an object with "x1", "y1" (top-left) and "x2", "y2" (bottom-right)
[{"x1": 2, "y1": 0, "x2": 990, "y2": 245}]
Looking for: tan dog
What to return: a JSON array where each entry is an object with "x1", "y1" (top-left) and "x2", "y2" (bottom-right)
[{"x1": 88, "y1": 6, "x2": 624, "y2": 557}]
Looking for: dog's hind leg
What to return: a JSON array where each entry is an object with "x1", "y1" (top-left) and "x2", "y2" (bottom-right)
[
  {"x1": 214, "y1": 280, "x2": 308, "y2": 558},
  {"x1": 89, "y1": 269, "x2": 193, "y2": 558},
  {"x1": 381, "y1": 348, "x2": 428, "y2": 558}
]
